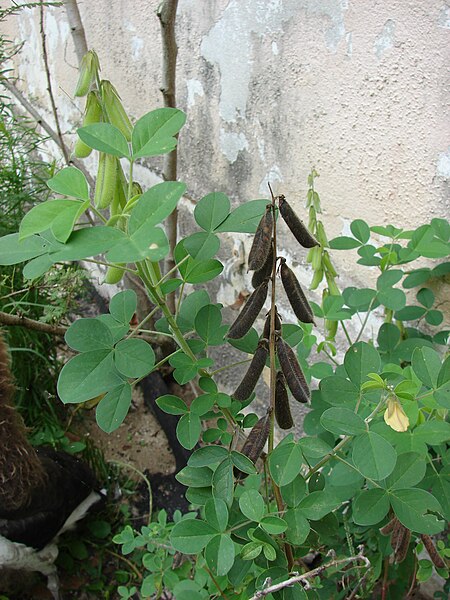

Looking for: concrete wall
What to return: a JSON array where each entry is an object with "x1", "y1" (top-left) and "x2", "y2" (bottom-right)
[{"x1": 3, "y1": 1, "x2": 450, "y2": 329}]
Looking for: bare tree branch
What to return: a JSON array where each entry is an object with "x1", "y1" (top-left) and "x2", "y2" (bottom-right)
[
  {"x1": 249, "y1": 550, "x2": 371, "y2": 600},
  {"x1": 39, "y1": 1, "x2": 70, "y2": 163},
  {"x1": 0, "y1": 312, "x2": 67, "y2": 337},
  {"x1": 158, "y1": 0, "x2": 179, "y2": 314},
  {"x1": 63, "y1": 0, "x2": 88, "y2": 62}
]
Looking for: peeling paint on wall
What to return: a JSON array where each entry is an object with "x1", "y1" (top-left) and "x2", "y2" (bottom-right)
[
  {"x1": 438, "y1": 4, "x2": 450, "y2": 28},
  {"x1": 437, "y1": 146, "x2": 450, "y2": 178},
  {"x1": 374, "y1": 19, "x2": 396, "y2": 59},
  {"x1": 186, "y1": 78, "x2": 204, "y2": 108},
  {"x1": 219, "y1": 129, "x2": 249, "y2": 162},
  {"x1": 259, "y1": 164, "x2": 283, "y2": 195}
]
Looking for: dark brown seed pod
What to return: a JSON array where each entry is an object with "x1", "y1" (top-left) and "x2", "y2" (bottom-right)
[
  {"x1": 276, "y1": 336, "x2": 310, "y2": 403},
  {"x1": 248, "y1": 206, "x2": 273, "y2": 271},
  {"x1": 380, "y1": 516, "x2": 399, "y2": 536},
  {"x1": 228, "y1": 280, "x2": 269, "y2": 339},
  {"x1": 262, "y1": 307, "x2": 282, "y2": 340},
  {"x1": 280, "y1": 259, "x2": 315, "y2": 324},
  {"x1": 420, "y1": 535, "x2": 446, "y2": 569},
  {"x1": 393, "y1": 524, "x2": 411, "y2": 563},
  {"x1": 252, "y1": 244, "x2": 274, "y2": 288},
  {"x1": 233, "y1": 340, "x2": 269, "y2": 402},
  {"x1": 278, "y1": 195, "x2": 319, "y2": 248},
  {"x1": 234, "y1": 411, "x2": 271, "y2": 479},
  {"x1": 275, "y1": 371, "x2": 293, "y2": 429}
]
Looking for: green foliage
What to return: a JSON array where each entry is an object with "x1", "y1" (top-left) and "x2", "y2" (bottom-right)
[{"x1": 1, "y1": 52, "x2": 449, "y2": 599}]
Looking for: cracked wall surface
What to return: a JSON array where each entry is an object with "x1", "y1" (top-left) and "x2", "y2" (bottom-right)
[{"x1": 2, "y1": 0, "x2": 449, "y2": 328}]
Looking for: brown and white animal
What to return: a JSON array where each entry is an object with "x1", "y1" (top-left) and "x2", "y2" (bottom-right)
[{"x1": 0, "y1": 331, "x2": 104, "y2": 599}]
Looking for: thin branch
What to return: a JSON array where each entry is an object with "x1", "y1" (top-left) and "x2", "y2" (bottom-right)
[
  {"x1": 39, "y1": 1, "x2": 70, "y2": 163},
  {"x1": 249, "y1": 550, "x2": 371, "y2": 599},
  {"x1": 1, "y1": 80, "x2": 95, "y2": 189},
  {"x1": 157, "y1": 0, "x2": 179, "y2": 313},
  {"x1": 63, "y1": 0, "x2": 88, "y2": 62},
  {"x1": 0, "y1": 311, "x2": 67, "y2": 336}
]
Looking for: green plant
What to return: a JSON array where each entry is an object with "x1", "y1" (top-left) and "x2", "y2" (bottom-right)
[{"x1": 1, "y1": 50, "x2": 448, "y2": 599}]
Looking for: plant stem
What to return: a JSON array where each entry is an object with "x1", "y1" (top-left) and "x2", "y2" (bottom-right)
[
  {"x1": 210, "y1": 357, "x2": 252, "y2": 376},
  {"x1": 155, "y1": 255, "x2": 189, "y2": 286},
  {"x1": 126, "y1": 306, "x2": 160, "y2": 339},
  {"x1": 340, "y1": 320, "x2": 352, "y2": 345},
  {"x1": 354, "y1": 297, "x2": 376, "y2": 344}
]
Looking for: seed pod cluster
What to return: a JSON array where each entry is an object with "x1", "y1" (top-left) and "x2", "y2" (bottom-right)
[
  {"x1": 248, "y1": 206, "x2": 273, "y2": 271},
  {"x1": 234, "y1": 411, "x2": 271, "y2": 479},
  {"x1": 228, "y1": 280, "x2": 268, "y2": 339},
  {"x1": 94, "y1": 153, "x2": 118, "y2": 209},
  {"x1": 274, "y1": 371, "x2": 293, "y2": 429},
  {"x1": 280, "y1": 259, "x2": 314, "y2": 324},
  {"x1": 74, "y1": 91, "x2": 103, "y2": 158},
  {"x1": 74, "y1": 50, "x2": 100, "y2": 97},
  {"x1": 233, "y1": 340, "x2": 268, "y2": 402},
  {"x1": 278, "y1": 195, "x2": 319, "y2": 248},
  {"x1": 101, "y1": 80, "x2": 133, "y2": 142},
  {"x1": 276, "y1": 336, "x2": 310, "y2": 403}
]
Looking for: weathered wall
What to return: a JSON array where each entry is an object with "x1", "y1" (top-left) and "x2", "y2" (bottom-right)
[{"x1": 2, "y1": 0, "x2": 450, "y2": 334}]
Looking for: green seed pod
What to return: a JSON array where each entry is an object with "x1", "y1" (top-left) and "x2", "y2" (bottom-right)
[
  {"x1": 233, "y1": 340, "x2": 268, "y2": 402},
  {"x1": 228, "y1": 280, "x2": 269, "y2": 339},
  {"x1": 94, "y1": 153, "x2": 117, "y2": 209},
  {"x1": 104, "y1": 264, "x2": 125, "y2": 284},
  {"x1": 275, "y1": 371, "x2": 293, "y2": 429},
  {"x1": 248, "y1": 206, "x2": 273, "y2": 271},
  {"x1": 74, "y1": 91, "x2": 103, "y2": 158},
  {"x1": 278, "y1": 195, "x2": 319, "y2": 248},
  {"x1": 310, "y1": 268, "x2": 323, "y2": 290},
  {"x1": 234, "y1": 411, "x2": 271, "y2": 479},
  {"x1": 252, "y1": 244, "x2": 274, "y2": 288},
  {"x1": 322, "y1": 250, "x2": 337, "y2": 278},
  {"x1": 74, "y1": 50, "x2": 100, "y2": 97},
  {"x1": 276, "y1": 336, "x2": 310, "y2": 403},
  {"x1": 325, "y1": 272, "x2": 340, "y2": 296},
  {"x1": 325, "y1": 318, "x2": 338, "y2": 340},
  {"x1": 316, "y1": 221, "x2": 329, "y2": 247},
  {"x1": 101, "y1": 80, "x2": 133, "y2": 141},
  {"x1": 280, "y1": 259, "x2": 314, "y2": 324},
  {"x1": 262, "y1": 308, "x2": 281, "y2": 340},
  {"x1": 131, "y1": 181, "x2": 143, "y2": 196},
  {"x1": 311, "y1": 245, "x2": 322, "y2": 271}
]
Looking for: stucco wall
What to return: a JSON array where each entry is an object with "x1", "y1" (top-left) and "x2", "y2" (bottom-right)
[{"x1": 2, "y1": 0, "x2": 449, "y2": 327}]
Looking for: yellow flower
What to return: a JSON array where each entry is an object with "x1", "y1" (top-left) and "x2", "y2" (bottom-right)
[{"x1": 384, "y1": 396, "x2": 410, "y2": 432}]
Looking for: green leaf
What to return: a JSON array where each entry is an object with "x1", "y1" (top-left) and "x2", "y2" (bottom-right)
[
  {"x1": 177, "y1": 289, "x2": 211, "y2": 331},
  {"x1": 352, "y1": 431, "x2": 397, "y2": 480},
  {"x1": 190, "y1": 393, "x2": 216, "y2": 416},
  {"x1": 188, "y1": 446, "x2": 229, "y2": 467},
  {"x1": 230, "y1": 451, "x2": 257, "y2": 475},
  {"x1": 132, "y1": 108, "x2": 186, "y2": 158},
  {"x1": 114, "y1": 338, "x2": 155, "y2": 378},
  {"x1": 0, "y1": 233, "x2": 50, "y2": 265},
  {"x1": 413, "y1": 421, "x2": 450, "y2": 446},
  {"x1": 417, "y1": 287, "x2": 434, "y2": 308},
  {"x1": 437, "y1": 356, "x2": 450, "y2": 387},
  {"x1": 344, "y1": 342, "x2": 381, "y2": 387},
  {"x1": 394, "y1": 305, "x2": 427, "y2": 321},
  {"x1": 48, "y1": 226, "x2": 125, "y2": 261},
  {"x1": 377, "y1": 269, "x2": 403, "y2": 289},
  {"x1": 227, "y1": 327, "x2": 259, "y2": 354},
  {"x1": 156, "y1": 394, "x2": 188, "y2": 415},
  {"x1": 283, "y1": 509, "x2": 310, "y2": 545},
  {"x1": 402, "y1": 268, "x2": 431, "y2": 289},
  {"x1": 176, "y1": 413, "x2": 201, "y2": 450},
  {"x1": 377, "y1": 323, "x2": 401, "y2": 351},
  {"x1": 329, "y1": 236, "x2": 362, "y2": 250},
  {"x1": 22, "y1": 254, "x2": 55, "y2": 280},
  {"x1": 269, "y1": 442, "x2": 303, "y2": 487},
  {"x1": 425, "y1": 309, "x2": 443, "y2": 326},
  {"x1": 350, "y1": 219, "x2": 370, "y2": 243},
  {"x1": 384, "y1": 452, "x2": 426, "y2": 490},
  {"x1": 322, "y1": 295, "x2": 352, "y2": 320},
  {"x1": 390, "y1": 488, "x2": 445, "y2": 534},
  {"x1": 170, "y1": 518, "x2": 216, "y2": 554},
  {"x1": 205, "y1": 534, "x2": 235, "y2": 576},
  {"x1": 194, "y1": 192, "x2": 230, "y2": 232},
  {"x1": 184, "y1": 232, "x2": 220, "y2": 261},
  {"x1": 212, "y1": 457, "x2": 234, "y2": 507},
  {"x1": 47, "y1": 166, "x2": 89, "y2": 200},
  {"x1": 297, "y1": 490, "x2": 341, "y2": 520},
  {"x1": 129, "y1": 182, "x2": 186, "y2": 231},
  {"x1": 378, "y1": 287, "x2": 406, "y2": 311},
  {"x1": 78, "y1": 123, "x2": 130, "y2": 157},
  {"x1": 411, "y1": 347, "x2": 441, "y2": 389},
  {"x1": 194, "y1": 304, "x2": 227, "y2": 346},
  {"x1": 57, "y1": 350, "x2": 124, "y2": 404},
  {"x1": 172, "y1": 581, "x2": 203, "y2": 600},
  {"x1": 65, "y1": 318, "x2": 114, "y2": 352},
  {"x1": 353, "y1": 488, "x2": 390, "y2": 525},
  {"x1": 205, "y1": 498, "x2": 229, "y2": 532},
  {"x1": 345, "y1": 288, "x2": 377, "y2": 311},
  {"x1": 280, "y1": 475, "x2": 307, "y2": 507},
  {"x1": 106, "y1": 226, "x2": 169, "y2": 263},
  {"x1": 215, "y1": 200, "x2": 269, "y2": 233},
  {"x1": 298, "y1": 437, "x2": 332, "y2": 459},
  {"x1": 182, "y1": 258, "x2": 224, "y2": 284},
  {"x1": 320, "y1": 375, "x2": 359, "y2": 406},
  {"x1": 320, "y1": 407, "x2": 366, "y2": 436},
  {"x1": 392, "y1": 337, "x2": 434, "y2": 362},
  {"x1": 96, "y1": 383, "x2": 132, "y2": 433},
  {"x1": 185, "y1": 487, "x2": 212, "y2": 506},
  {"x1": 176, "y1": 466, "x2": 213, "y2": 488},
  {"x1": 97, "y1": 314, "x2": 129, "y2": 344},
  {"x1": 241, "y1": 541, "x2": 263, "y2": 561},
  {"x1": 19, "y1": 199, "x2": 86, "y2": 243},
  {"x1": 260, "y1": 516, "x2": 287, "y2": 535},
  {"x1": 109, "y1": 290, "x2": 137, "y2": 325},
  {"x1": 239, "y1": 489, "x2": 265, "y2": 522}
]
